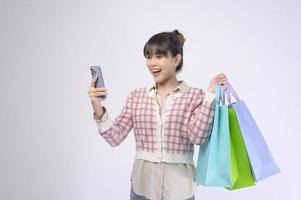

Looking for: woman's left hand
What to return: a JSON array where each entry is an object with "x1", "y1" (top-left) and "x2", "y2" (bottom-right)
[{"x1": 207, "y1": 73, "x2": 228, "y2": 93}]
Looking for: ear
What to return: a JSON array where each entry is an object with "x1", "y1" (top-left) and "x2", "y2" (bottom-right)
[{"x1": 174, "y1": 53, "x2": 182, "y2": 67}]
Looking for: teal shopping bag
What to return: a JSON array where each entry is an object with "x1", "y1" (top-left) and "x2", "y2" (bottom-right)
[{"x1": 194, "y1": 84, "x2": 232, "y2": 187}]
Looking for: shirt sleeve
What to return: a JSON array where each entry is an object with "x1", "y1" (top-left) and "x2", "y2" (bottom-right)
[
  {"x1": 93, "y1": 91, "x2": 134, "y2": 147},
  {"x1": 187, "y1": 89, "x2": 216, "y2": 146},
  {"x1": 204, "y1": 90, "x2": 216, "y2": 102}
]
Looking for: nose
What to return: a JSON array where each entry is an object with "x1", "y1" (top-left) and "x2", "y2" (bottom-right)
[{"x1": 147, "y1": 57, "x2": 157, "y2": 66}]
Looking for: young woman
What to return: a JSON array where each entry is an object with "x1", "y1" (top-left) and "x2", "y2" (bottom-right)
[{"x1": 88, "y1": 29, "x2": 228, "y2": 200}]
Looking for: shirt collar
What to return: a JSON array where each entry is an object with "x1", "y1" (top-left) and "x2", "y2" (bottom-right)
[{"x1": 147, "y1": 80, "x2": 188, "y2": 97}]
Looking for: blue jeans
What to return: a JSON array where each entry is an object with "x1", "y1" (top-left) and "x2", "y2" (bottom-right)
[{"x1": 130, "y1": 183, "x2": 195, "y2": 200}]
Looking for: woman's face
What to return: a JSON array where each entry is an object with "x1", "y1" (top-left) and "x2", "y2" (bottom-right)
[{"x1": 145, "y1": 50, "x2": 181, "y2": 84}]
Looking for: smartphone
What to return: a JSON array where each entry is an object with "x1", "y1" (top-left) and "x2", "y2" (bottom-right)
[{"x1": 90, "y1": 66, "x2": 106, "y2": 99}]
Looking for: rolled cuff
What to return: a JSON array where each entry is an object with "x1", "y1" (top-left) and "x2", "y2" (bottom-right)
[
  {"x1": 93, "y1": 106, "x2": 113, "y2": 134},
  {"x1": 204, "y1": 90, "x2": 216, "y2": 102}
]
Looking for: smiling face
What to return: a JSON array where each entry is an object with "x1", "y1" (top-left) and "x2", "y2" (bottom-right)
[{"x1": 145, "y1": 49, "x2": 181, "y2": 84}]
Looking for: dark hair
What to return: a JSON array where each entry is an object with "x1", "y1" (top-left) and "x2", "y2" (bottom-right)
[{"x1": 143, "y1": 29, "x2": 186, "y2": 73}]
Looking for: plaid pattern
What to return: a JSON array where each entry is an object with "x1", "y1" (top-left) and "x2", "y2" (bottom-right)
[
  {"x1": 96, "y1": 84, "x2": 215, "y2": 155},
  {"x1": 133, "y1": 87, "x2": 215, "y2": 153}
]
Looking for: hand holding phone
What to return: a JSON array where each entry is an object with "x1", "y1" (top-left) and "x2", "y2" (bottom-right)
[{"x1": 90, "y1": 66, "x2": 107, "y2": 99}]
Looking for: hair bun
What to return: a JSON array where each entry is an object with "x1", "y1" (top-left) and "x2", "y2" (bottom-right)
[{"x1": 172, "y1": 29, "x2": 185, "y2": 47}]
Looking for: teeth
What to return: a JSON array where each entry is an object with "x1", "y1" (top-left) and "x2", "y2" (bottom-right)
[{"x1": 152, "y1": 69, "x2": 161, "y2": 72}]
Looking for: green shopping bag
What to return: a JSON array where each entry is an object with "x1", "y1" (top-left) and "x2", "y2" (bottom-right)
[{"x1": 226, "y1": 108, "x2": 255, "y2": 190}]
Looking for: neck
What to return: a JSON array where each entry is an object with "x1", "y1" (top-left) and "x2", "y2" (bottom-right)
[{"x1": 156, "y1": 76, "x2": 181, "y2": 93}]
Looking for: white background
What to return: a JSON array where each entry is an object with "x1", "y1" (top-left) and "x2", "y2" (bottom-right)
[{"x1": 0, "y1": 0, "x2": 300, "y2": 199}]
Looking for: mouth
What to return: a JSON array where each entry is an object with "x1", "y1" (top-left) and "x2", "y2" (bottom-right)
[{"x1": 151, "y1": 68, "x2": 162, "y2": 77}]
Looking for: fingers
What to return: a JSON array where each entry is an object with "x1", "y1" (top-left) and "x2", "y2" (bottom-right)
[
  {"x1": 88, "y1": 87, "x2": 107, "y2": 94},
  {"x1": 214, "y1": 73, "x2": 228, "y2": 91},
  {"x1": 88, "y1": 75, "x2": 108, "y2": 98},
  {"x1": 216, "y1": 73, "x2": 228, "y2": 80},
  {"x1": 88, "y1": 87, "x2": 108, "y2": 98},
  {"x1": 90, "y1": 87, "x2": 107, "y2": 92},
  {"x1": 216, "y1": 73, "x2": 228, "y2": 83},
  {"x1": 219, "y1": 78, "x2": 228, "y2": 83},
  {"x1": 92, "y1": 91, "x2": 107, "y2": 97}
]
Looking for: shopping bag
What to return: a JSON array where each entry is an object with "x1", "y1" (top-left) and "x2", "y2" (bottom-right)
[
  {"x1": 226, "y1": 107, "x2": 255, "y2": 190},
  {"x1": 194, "y1": 84, "x2": 232, "y2": 187},
  {"x1": 225, "y1": 81, "x2": 280, "y2": 181}
]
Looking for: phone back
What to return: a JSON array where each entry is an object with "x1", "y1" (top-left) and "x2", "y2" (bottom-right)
[{"x1": 90, "y1": 66, "x2": 105, "y2": 88}]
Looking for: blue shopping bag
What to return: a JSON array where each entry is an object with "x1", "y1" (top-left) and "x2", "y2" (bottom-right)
[
  {"x1": 225, "y1": 81, "x2": 280, "y2": 181},
  {"x1": 194, "y1": 84, "x2": 232, "y2": 187}
]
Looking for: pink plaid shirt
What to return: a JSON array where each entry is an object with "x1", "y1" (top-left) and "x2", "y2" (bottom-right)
[{"x1": 94, "y1": 80, "x2": 216, "y2": 165}]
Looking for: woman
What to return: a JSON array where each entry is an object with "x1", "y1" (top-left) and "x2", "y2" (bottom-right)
[{"x1": 88, "y1": 29, "x2": 228, "y2": 200}]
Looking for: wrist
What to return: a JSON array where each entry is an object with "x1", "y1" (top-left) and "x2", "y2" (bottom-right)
[
  {"x1": 93, "y1": 112, "x2": 102, "y2": 120},
  {"x1": 207, "y1": 87, "x2": 215, "y2": 94},
  {"x1": 94, "y1": 107, "x2": 105, "y2": 120}
]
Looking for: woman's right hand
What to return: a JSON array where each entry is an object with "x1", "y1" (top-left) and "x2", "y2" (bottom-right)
[
  {"x1": 88, "y1": 75, "x2": 109, "y2": 118},
  {"x1": 207, "y1": 73, "x2": 228, "y2": 93}
]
